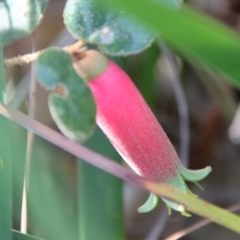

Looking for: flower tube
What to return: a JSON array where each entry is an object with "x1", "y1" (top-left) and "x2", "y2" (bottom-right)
[{"x1": 73, "y1": 50, "x2": 212, "y2": 215}]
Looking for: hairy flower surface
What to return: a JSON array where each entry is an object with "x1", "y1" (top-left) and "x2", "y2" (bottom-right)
[{"x1": 73, "y1": 50, "x2": 212, "y2": 215}]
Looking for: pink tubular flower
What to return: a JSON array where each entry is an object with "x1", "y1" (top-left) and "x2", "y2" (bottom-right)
[{"x1": 73, "y1": 50, "x2": 212, "y2": 215}]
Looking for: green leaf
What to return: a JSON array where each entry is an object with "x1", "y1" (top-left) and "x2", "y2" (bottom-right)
[
  {"x1": 0, "y1": 0, "x2": 48, "y2": 46},
  {"x1": 12, "y1": 230, "x2": 43, "y2": 240},
  {"x1": 11, "y1": 123, "x2": 27, "y2": 229},
  {"x1": 36, "y1": 48, "x2": 96, "y2": 142},
  {"x1": 0, "y1": 33, "x2": 6, "y2": 103},
  {"x1": 0, "y1": 31, "x2": 12, "y2": 240},
  {"x1": 63, "y1": 0, "x2": 155, "y2": 56},
  {"x1": 113, "y1": 0, "x2": 240, "y2": 87},
  {"x1": 28, "y1": 137, "x2": 78, "y2": 240},
  {"x1": 78, "y1": 128, "x2": 124, "y2": 240}
]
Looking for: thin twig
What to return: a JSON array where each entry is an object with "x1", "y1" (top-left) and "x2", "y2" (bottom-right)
[
  {"x1": 4, "y1": 40, "x2": 86, "y2": 67},
  {"x1": 228, "y1": 103, "x2": 240, "y2": 144},
  {"x1": 4, "y1": 51, "x2": 44, "y2": 67},
  {"x1": 20, "y1": 36, "x2": 37, "y2": 233},
  {"x1": 1, "y1": 103, "x2": 240, "y2": 233},
  {"x1": 144, "y1": 208, "x2": 169, "y2": 240},
  {"x1": 0, "y1": 102, "x2": 143, "y2": 181},
  {"x1": 63, "y1": 40, "x2": 86, "y2": 53},
  {"x1": 164, "y1": 202, "x2": 240, "y2": 240}
]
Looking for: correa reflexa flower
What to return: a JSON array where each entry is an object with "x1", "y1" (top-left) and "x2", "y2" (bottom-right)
[{"x1": 73, "y1": 50, "x2": 212, "y2": 216}]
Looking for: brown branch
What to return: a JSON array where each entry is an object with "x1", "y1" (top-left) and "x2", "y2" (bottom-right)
[
  {"x1": 4, "y1": 40, "x2": 86, "y2": 67},
  {"x1": 4, "y1": 51, "x2": 43, "y2": 67}
]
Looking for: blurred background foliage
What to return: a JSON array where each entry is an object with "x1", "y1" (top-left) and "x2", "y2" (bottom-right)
[{"x1": 3, "y1": 0, "x2": 240, "y2": 239}]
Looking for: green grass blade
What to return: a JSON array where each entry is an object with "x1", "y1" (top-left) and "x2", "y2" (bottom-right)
[
  {"x1": 28, "y1": 136, "x2": 78, "y2": 240},
  {"x1": 113, "y1": 0, "x2": 240, "y2": 88},
  {"x1": 0, "y1": 33, "x2": 12, "y2": 240},
  {"x1": 12, "y1": 230, "x2": 43, "y2": 240},
  {"x1": 78, "y1": 128, "x2": 124, "y2": 240},
  {"x1": 1, "y1": 105, "x2": 240, "y2": 233},
  {"x1": 11, "y1": 123, "x2": 27, "y2": 230},
  {"x1": 142, "y1": 180, "x2": 240, "y2": 234},
  {"x1": 0, "y1": 35, "x2": 6, "y2": 103}
]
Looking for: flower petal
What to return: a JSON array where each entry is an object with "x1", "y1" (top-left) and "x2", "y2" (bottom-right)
[
  {"x1": 138, "y1": 193, "x2": 158, "y2": 213},
  {"x1": 180, "y1": 165, "x2": 212, "y2": 182}
]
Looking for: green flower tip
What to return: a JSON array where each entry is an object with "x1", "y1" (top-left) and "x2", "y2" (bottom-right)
[
  {"x1": 138, "y1": 193, "x2": 158, "y2": 213},
  {"x1": 138, "y1": 165, "x2": 212, "y2": 216},
  {"x1": 178, "y1": 205, "x2": 191, "y2": 217},
  {"x1": 167, "y1": 204, "x2": 191, "y2": 217},
  {"x1": 139, "y1": 193, "x2": 192, "y2": 217}
]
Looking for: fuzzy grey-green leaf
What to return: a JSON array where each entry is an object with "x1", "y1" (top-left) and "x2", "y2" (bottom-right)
[
  {"x1": 0, "y1": 0, "x2": 48, "y2": 46},
  {"x1": 36, "y1": 48, "x2": 96, "y2": 142},
  {"x1": 63, "y1": 0, "x2": 155, "y2": 56}
]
